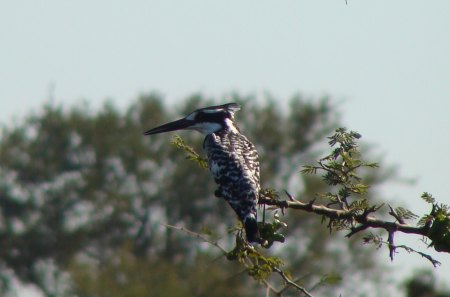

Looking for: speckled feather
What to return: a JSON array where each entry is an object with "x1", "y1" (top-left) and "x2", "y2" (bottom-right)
[{"x1": 204, "y1": 127, "x2": 260, "y2": 227}]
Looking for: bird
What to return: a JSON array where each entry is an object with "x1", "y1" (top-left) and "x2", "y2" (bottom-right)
[{"x1": 144, "y1": 103, "x2": 261, "y2": 243}]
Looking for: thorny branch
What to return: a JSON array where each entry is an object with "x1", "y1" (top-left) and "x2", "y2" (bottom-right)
[
  {"x1": 257, "y1": 128, "x2": 448, "y2": 265},
  {"x1": 259, "y1": 192, "x2": 443, "y2": 266},
  {"x1": 260, "y1": 193, "x2": 429, "y2": 237},
  {"x1": 171, "y1": 128, "x2": 448, "y2": 280}
]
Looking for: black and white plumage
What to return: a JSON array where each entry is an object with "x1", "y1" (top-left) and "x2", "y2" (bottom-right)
[{"x1": 144, "y1": 103, "x2": 261, "y2": 243}]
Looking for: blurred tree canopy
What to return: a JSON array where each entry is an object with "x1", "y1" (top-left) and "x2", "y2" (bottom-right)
[
  {"x1": 0, "y1": 93, "x2": 416, "y2": 296},
  {"x1": 403, "y1": 270, "x2": 450, "y2": 297}
]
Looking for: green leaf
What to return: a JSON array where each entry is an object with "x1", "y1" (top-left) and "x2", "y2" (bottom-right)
[
  {"x1": 349, "y1": 199, "x2": 369, "y2": 211},
  {"x1": 428, "y1": 215, "x2": 450, "y2": 253},
  {"x1": 394, "y1": 207, "x2": 419, "y2": 221},
  {"x1": 171, "y1": 135, "x2": 208, "y2": 169},
  {"x1": 421, "y1": 192, "x2": 435, "y2": 204},
  {"x1": 417, "y1": 214, "x2": 434, "y2": 227},
  {"x1": 350, "y1": 183, "x2": 369, "y2": 194},
  {"x1": 321, "y1": 274, "x2": 343, "y2": 285},
  {"x1": 301, "y1": 165, "x2": 318, "y2": 175}
]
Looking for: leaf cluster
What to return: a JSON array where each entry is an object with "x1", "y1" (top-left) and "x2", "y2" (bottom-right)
[
  {"x1": 226, "y1": 235, "x2": 284, "y2": 282},
  {"x1": 258, "y1": 212, "x2": 287, "y2": 248},
  {"x1": 170, "y1": 135, "x2": 208, "y2": 169},
  {"x1": 302, "y1": 128, "x2": 379, "y2": 231},
  {"x1": 418, "y1": 193, "x2": 450, "y2": 253},
  {"x1": 296, "y1": 128, "x2": 448, "y2": 263}
]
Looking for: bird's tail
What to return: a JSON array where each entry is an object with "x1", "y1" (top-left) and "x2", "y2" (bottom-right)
[{"x1": 244, "y1": 215, "x2": 261, "y2": 243}]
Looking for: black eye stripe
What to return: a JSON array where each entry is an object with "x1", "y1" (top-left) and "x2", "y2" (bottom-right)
[{"x1": 195, "y1": 111, "x2": 227, "y2": 122}]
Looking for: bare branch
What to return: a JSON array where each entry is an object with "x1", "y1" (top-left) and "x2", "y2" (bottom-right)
[
  {"x1": 259, "y1": 194, "x2": 442, "y2": 264},
  {"x1": 373, "y1": 238, "x2": 441, "y2": 267},
  {"x1": 164, "y1": 223, "x2": 228, "y2": 255}
]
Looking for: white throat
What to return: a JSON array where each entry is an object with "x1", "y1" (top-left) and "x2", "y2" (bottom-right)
[
  {"x1": 191, "y1": 122, "x2": 222, "y2": 135},
  {"x1": 190, "y1": 118, "x2": 239, "y2": 135}
]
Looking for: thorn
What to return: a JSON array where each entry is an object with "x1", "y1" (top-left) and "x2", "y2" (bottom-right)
[
  {"x1": 307, "y1": 198, "x2": 316, "y2": 207},
  {"x1": 284, "y1": 190, "x2": 296, "y2": 202},
  {"x1": 388, "y1": 204, "x2": 405, "y2": 224}
]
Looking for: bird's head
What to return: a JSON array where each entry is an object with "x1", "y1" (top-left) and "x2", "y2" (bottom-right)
[{"x1": 144, "y1": 103, "x2": 241, "y2": 136}]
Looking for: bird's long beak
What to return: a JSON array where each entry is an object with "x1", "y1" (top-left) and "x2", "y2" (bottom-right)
[{"x1": 144, "y1": 118, "x2": 194, "y2": 135}]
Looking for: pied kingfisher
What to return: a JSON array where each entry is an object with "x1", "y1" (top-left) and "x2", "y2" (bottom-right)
[{"x1": 144, "y1": 103, "x2": 261, "y2": 243}]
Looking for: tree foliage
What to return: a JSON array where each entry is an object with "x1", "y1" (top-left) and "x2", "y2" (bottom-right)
[{"x1": 403, "y1": 269, "x2": 450, "y2": 297}]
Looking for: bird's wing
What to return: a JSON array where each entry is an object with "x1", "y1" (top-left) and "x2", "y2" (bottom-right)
[
  {"x1": 204, "y1": 133, "x2": 260, "y2": 192},
  {"x1": 230, "y1": 133, "x2": 260, "y2": 186}
]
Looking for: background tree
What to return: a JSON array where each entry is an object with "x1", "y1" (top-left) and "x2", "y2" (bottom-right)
[
  {"x1": 0, "y1": 93, "x2": 445, "y2": 297},
  {"x1": 403, "y1": 270, "x2": 450, "y2": 297}
]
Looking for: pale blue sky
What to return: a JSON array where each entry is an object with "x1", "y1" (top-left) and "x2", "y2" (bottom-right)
[{"x1": 1, "y1": 1, "x2": 449, "y2": 295}]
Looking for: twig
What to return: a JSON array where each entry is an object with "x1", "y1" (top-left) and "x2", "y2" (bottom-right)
[
  {"x1": 388, "y1": 205, "x2": 405, "y2": 224},
  {"x1": 387, "y1": 230, "x2": 395, "y2": 261},
  {"x1": 375, "y1": 239, "x2": 441, "y2": 267},
  {"x1": 272, "y1": 267, "x2": 314, "y2": 297},
  {"x1": 164, "y1": 223, "x2": 227, "y2": 255},
  {"x1": 163, "y1": 223, "x2": 316, "y2": 297}
]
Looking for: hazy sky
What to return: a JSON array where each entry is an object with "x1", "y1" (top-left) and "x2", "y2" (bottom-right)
[{"x1": 1, "y1": 1, "x2": 449, "y2": 295}]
